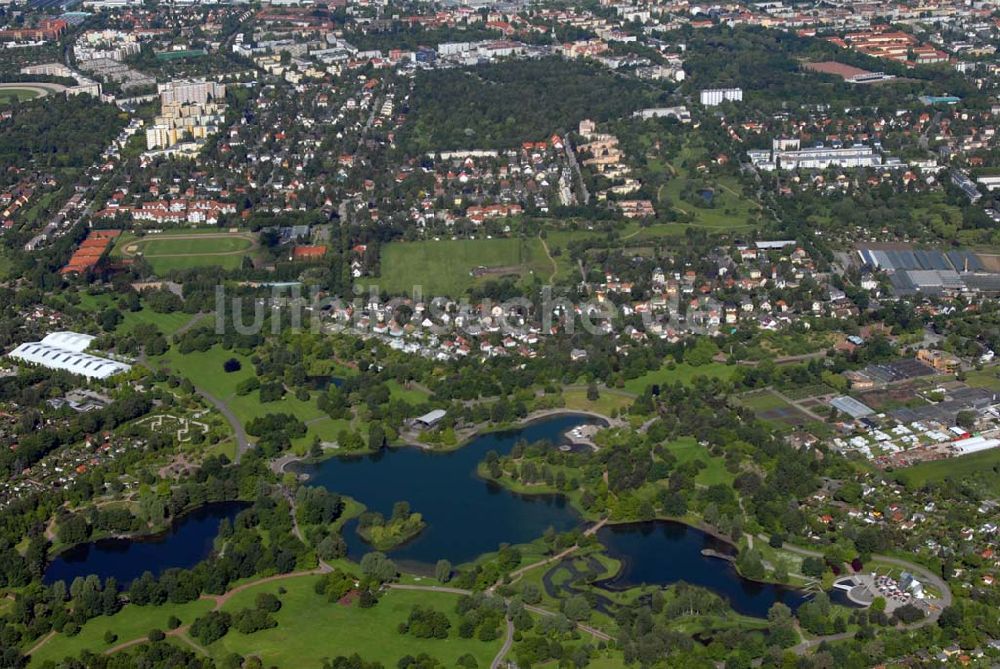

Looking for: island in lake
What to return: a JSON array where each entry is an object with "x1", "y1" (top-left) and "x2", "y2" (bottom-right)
[{"x1": 356, "y1": 501, "x2": 427, "y2": 551}]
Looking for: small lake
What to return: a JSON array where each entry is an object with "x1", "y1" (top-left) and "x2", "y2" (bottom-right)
[
  {"x1": 596, "y1": 521, "x2": 809, "y2": 617},
  {"x1": 44, "y1": 501, "x2": 247, "y2": 586},
  {"x1": 294, "y1": 414, "x2": 597, "y2": 570}
]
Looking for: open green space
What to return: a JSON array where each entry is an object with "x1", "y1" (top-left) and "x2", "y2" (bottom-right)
[
  {"x1": 0, "y1": 88, "x2": 41, "y2": 105},
  {"x1": 368, "y1": 237, "x2": 549, "y2": 297},
  {"x1": 663, "y1": 437, "x2": 735, "y2": 486},
  {"x1": 736, "y1": 390, "x2": 791, "y2": 413},
  {"x1": 623, "y1": 362, "x2": 736, "y2": 395},
  {"x1": 77, "y1": 293, "x2": 198, "y2": 336},
  {"x1": 210, "y1": 578, "x2": 500, "y2": 667},
  {"x1": 113, "y1": 231, "x2": 256, "y2": 273},
  {"x1": 29, "y1": 598, "x2": 214, "y2": 665},
  {"x1": 651, "y1": 143, "x2": 761, "y2": 232},
  {"x1": 153, "y1": 345, "x2": 357, "y2": 452},
  {"x1": 894, "y1": 447, "x2": 1000, "y2": 488},
  {"x1": 562, "y1": 388, "x2": 634, "y2": 416}
]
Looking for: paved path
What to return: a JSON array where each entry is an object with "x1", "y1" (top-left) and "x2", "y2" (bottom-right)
[
  {"x1": 195, "y1": 388, "x2": 251, "y2": 462},
  {"x1": 491, "y1": 617, "x2": 515, "y2": 669}
]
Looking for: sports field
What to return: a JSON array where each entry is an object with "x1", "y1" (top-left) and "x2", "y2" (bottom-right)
[
  {"x1": 0, "y1": 88, "x2": 41, "y2": 105},
  {"x1": 368, "y1": 238, "x2": 549, "y2": 297},
  {"x1": 115, "y1": 231, "x2": 256, "y2": 273}
]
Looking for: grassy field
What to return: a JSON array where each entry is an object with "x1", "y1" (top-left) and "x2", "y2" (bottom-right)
[
  {"x1": 368, "y1": 238, "x2": 550, "y2": 297},
  {"x1": 894, "y1": 448, "x2": 1000, "y2": 488},
  {"x1": 385, "y1": 379, "x2": 432, "y2": 405},
  {"x1": 114, "y1": 231, "x2": 256, "y2": 273},
  {"x1": 562, "y1": 388, "x2": 634, "y2": 416},
  {"x1": 209, "y1": 577, "x2": 500, "y2": 667},
  {"x1": 0, "y1": 88, "x2": 41, "y2": 105},
  {"x1": 153, "y1": 345, "x2": 356, "y2": 452},
  {"x1": 650, "y1": 143, "x2": 761, "y2": 232},
  {"x1": 77, "y1": 293, "x2": 198, "y2": 336},
  {"x1": 623, "y1": 362, "x2": 736, "y2": 395},
  {"x1": 30, "y1": 599, "x2": 214, "y2": 665},
  {"x1": 663, "y1": 437, "x2": 734, "y2": 486}
]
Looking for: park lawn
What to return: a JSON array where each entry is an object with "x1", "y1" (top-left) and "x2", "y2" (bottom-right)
[
  {"x1": 623, "y1": 362, "x2": 736, "y2": 395},
  {"x1": 76, "y1": 293, "x2": 196, "y2": 336},
  {"x1": 651, "y1": 144, "x2": 760, "y2": 232},
  {"x1": 386, "y1": 379, "x2": 432, "y2": 405},
  {"x1": 29, "y1": 599, "x2": 215, "y2": 666},
  {"x1": 210, "y1": 578, "x2": 500, "y2": 668},
  {"x1": 152, "y1": 345, "x2": 358, "y2": 452},
  {"x1": 0, "y1": 250, "x2": 12, "y2": 279},
  {"x1": 894, "y1": 447, "x2": 1000, "y2": 488},
  {"x1": 368, "y1": 237, "x2": 547, "y2": 297},
  {"x1": 562, "y1": 388, "x2": 633, "y2": 416},
  {"x1": 120, "y1": 309, "x2": 198, "y2": 336},
  {"x1": 663, "y1": 437, "x2": 734, "y2": 486}
]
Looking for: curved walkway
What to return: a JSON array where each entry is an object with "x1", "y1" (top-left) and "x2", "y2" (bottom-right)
[{"x1": 195, "y1": 388, "x2": 251, "y2": 462}]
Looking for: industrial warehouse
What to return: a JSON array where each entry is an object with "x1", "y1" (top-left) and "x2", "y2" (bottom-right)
[{"x1": 857, "y1": 244, "x2": 1000, "y2": 295}]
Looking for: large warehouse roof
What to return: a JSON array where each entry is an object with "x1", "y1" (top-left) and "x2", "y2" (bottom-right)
[
  {"x1": 7, "y1": 333, "x2": 130, "y2": 380},
  {"x1": 40, "y1": 331, "x2": 96, "y2": 353}
]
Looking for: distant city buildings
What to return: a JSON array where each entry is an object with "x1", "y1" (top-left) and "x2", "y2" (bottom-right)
[
  {"x1": 748, "y1": 138, "x2": 887, "y2": 171},
  {"x1": 158, "y1": 80, "x2": 227, "y2": 106},
  {"x1": 699, "y1": 87, "x2": 743, "y2": 107}
]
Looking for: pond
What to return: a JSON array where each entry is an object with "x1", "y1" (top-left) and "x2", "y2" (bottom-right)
[
  {"x1": 43, "y1": 501, "x2": 248, "y2": 586},
  {"x1": 304, "y1": 375, "x2": 344, "y2": 391},
  {"x1": 697, "y1": 189, "x2": 715, "y2": 205},
  {"x1": 596, "y1": 520, "x2": 809, "y2": 617}
]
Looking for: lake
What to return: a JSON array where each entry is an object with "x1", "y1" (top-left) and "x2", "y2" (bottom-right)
[
  {"x1": 596, "y1": 520, "x2": 809, "y2": 616},
  {"x1": 43, "y1": 501, "x2": 247, "y2": 586},
  {"x1": 294, "y1": 414, "x2": 598, "y2": 570},
  {"x1": 43, "y1": 415, "x2": 817, "y2": 618}
]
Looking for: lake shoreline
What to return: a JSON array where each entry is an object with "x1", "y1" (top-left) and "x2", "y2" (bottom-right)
[{"x1": 271, "y1": 408, "x2": 617, "y2": 477}]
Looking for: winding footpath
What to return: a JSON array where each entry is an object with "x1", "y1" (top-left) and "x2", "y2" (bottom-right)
[{"x1": 195, "y1": 388, "x2": 251, "y2": 462}]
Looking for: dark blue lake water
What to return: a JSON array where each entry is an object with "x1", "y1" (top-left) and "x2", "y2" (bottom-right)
[
  {"x1": 295, "y1": 414, "x2": 597, "y2": 571},
  {"x1": 596, "y1": 520, "x2": 809, "y2": 617},
  {"x1": 43, "y1": 501, "x2": 247, "y2": 586},
  {"x1": 43, "y1": 416, "x2": 816, "y2": 618}
]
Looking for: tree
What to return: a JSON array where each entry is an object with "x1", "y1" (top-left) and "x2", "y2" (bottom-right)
[
  {"x1": 586, "y1": 383, "x2": 599, "y2": 401},
  {"x1": 435, "y1": 559, "x2": 452, "y2": 583},
  {"x1": 223, "y1": 358, "x2": 242, "y2": 373},
  {"x1": 956, "y1": 410, "x2": 976, "y2": 430},
  {"x1": 360, "y1": 552, "x2": 397, "y2": 583},
  {"x1": 563, "y1": 595, "x2": 590, "y2": 621}
]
